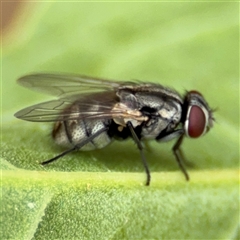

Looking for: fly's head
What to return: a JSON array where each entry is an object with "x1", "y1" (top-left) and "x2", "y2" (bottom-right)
[{"x1": 183, "y1": 90, "x2": 214, "y2": 138}]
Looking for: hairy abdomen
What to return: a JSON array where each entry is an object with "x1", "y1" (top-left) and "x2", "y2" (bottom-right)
[{"x1": 52, "y1": 119, "x2": 112, "y2": 151}]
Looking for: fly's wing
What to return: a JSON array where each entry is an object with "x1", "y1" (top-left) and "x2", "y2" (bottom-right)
[
  {"x1": 17, "y1": 73, "x2": 131, "y2": 97},
  {"x1": 14, "y1": 91, "x2": 120, "y2": 122},
  {"x1": 14, "y1": 92, "x2": 145, "y2": 122},
  {"x1": 15, "y1": 99, "x2": 74, "y2": 122},
  {"x1": 15, "y1": 73, "x2": 145, "y2": 122}
]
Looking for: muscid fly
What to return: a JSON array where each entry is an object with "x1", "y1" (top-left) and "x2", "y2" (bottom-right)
[{"x1": 15, "y1": 73, "x2": 214, "y2": 185}]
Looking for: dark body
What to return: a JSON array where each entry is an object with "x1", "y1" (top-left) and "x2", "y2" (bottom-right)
[
  {"x1": 52, "y1": 85, "x2": 183, "y2": 151},
  {"x1": 15, "y1": 73, "x2": 214, "y2": 185}
]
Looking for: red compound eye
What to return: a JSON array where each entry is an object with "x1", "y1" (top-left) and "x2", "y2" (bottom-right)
[
  {"x1": 187, "y1": 105, "x2": 206, "y2": 138},
  {"x1": 189, "y1": 90, "x2": 202, "y2": 96}
]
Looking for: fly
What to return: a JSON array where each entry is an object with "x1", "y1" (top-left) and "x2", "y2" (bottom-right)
[{"x1": 14, "y1": 73, "x2": 214, "y2": 185}]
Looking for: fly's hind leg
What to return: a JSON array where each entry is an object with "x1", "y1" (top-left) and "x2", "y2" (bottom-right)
[{"x1": 41, "y1": 126, "x2": 109, "y2": 165}]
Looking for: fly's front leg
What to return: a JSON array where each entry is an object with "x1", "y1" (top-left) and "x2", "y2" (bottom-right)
[
  {"x1": 157, "y1": 129, "x2": 189, "y2": 181},
  {"x1": 172, "y1": 134, "x2": 189, "y2": 181}
]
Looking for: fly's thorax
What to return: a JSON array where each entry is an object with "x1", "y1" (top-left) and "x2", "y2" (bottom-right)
[
  {"x1": 111, "y1": 102, "x2": 148, "y2": 129},
  {"x1": 116, "y1": 87, "x2": 183, "y2": 139},
  {"x1": 141, "y1": 100, "x2": 182, "y2": 139}
]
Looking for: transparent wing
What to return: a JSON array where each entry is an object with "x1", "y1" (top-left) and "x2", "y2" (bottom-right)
[
  {"x1": 14, "y1": 90, "x2": 145, "y2": 123},
  {"x1": 15, "y1": 73, "x2": 147, "y2": 122},
  {"x1": 15, "y1": 99, "x2": 74, "y2": 122},
  {"x1": 17, "y1": 73, "x2": 135, "y2": 97},
  {"x1": 14, "y1": 91, "x2": 120, "y2": 122}
]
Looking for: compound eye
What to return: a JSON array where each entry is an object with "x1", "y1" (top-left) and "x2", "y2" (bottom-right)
[{"x1": 186, "y1": 105, "x2": 206, "y2": 138}]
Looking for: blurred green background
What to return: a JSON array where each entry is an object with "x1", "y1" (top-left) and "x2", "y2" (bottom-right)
[{"x1": 1, "y1": 2, "x2": 239, "y2": 239}]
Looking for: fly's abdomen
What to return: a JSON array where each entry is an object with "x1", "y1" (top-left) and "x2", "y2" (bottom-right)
[{"x1": 52, "y1": 119, "x2": 112, "y2": 151}]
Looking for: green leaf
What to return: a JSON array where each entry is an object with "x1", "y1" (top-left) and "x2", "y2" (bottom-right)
[{"x1": 2, "y1": 2, "x2": 239, "y2": 239}]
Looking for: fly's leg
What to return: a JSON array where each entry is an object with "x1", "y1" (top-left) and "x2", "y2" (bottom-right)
[
  {"x1": 172, "y1": 135, "x2": 190, "y2": 181},
  {"x1": 127, "y1": 121, "x2": 151, "y2": 186},
  {"x1": 41, "y1": 126, "x2": 109, "y2": 165}
]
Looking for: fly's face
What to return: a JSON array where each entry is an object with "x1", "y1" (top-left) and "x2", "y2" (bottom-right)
[
  {"x1": 14, "y1": 73, "x2": 215, "y2": 186},
  {"x1": 183, "y1": 91, "x2": 214, "y2": 139}
]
